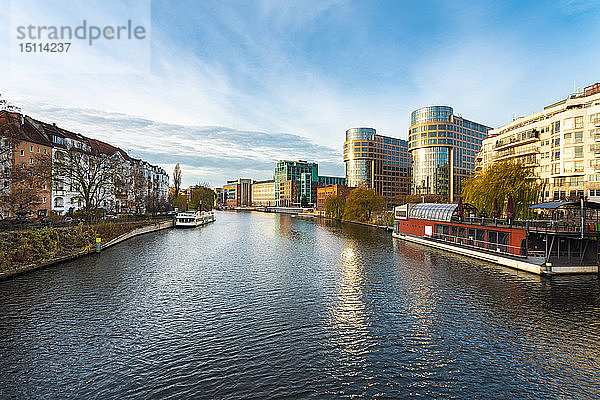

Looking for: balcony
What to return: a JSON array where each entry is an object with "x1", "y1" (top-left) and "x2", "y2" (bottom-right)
[
  {"x1": 493, "y1": 131, "x2": 539, "y2": 151},
  {"x1": 495, "y1": 148, "x2": 538, "y2": 162}
]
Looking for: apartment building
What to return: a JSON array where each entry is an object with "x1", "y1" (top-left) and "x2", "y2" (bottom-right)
[
  {"x1": 1, "y1": 111, "x2": 169, "y2": 217},
  {"x1": 476, "y1": 83, "x2": 600, "y2": 202},
  {"x1": 0, "y1": 111, "x2": 52, "y2": 218}
]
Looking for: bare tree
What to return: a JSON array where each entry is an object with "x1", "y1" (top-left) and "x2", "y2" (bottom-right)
[
  {"x1": 173, "y1": 163, "x2": 182, "y2": 198},
  {"x1": 53, "y1": 146, "x2": 118, "y2": 217},
  {"x1": 0, "y1": 114, "x2": 51, "y2": 218},
  {"x1": 0, "y1": 152, "x2": 51, "y2": 217},
  {"x1": 130, "y1": 165, "x2": 148, "y2": 214}
]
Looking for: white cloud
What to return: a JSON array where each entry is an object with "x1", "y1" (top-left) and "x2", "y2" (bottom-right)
[{"x1": 19, "y1": 102, "x2": 345, "y2": 187}]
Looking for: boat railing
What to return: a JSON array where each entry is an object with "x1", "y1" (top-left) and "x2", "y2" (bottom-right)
[
  {"x1": 449, "y1": 216, "x2": 600, "y2": 235},
  {"x1": 431, "y1": 232, "x2": 524, "y2": 257}
]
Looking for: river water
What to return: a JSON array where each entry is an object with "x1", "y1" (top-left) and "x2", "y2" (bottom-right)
[{"x1": 1, "y1": 211, "x2": 599, "y2": 399}]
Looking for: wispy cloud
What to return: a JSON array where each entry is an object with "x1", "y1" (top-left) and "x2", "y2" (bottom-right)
[
  {"x1": 20, "y1": 102, "x2": 344, "y2": 187},
  {"x1": 2, "y1": 0, "x2": 600, "y2": 186}
]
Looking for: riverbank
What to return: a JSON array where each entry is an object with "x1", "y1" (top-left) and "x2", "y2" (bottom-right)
[{"x1": 0, "y1": 220, "x2": 173, "y2": 281}]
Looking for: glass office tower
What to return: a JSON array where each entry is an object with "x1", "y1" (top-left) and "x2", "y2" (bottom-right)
[
  {"x1": 343, "y1": 127, "x2": 410, "y2": 201},
  {"x1": 408, "y1": 106, "x2": 491, "y2": 202}
]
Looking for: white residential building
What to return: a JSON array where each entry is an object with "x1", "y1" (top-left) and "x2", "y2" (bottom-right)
[{"x1": 476, "y1": 83, "x2": 600, "y2": 202}]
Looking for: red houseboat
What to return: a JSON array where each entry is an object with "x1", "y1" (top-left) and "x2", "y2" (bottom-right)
[{"x1": 392, "y1": 202, "x2": 600, "y2": 275}]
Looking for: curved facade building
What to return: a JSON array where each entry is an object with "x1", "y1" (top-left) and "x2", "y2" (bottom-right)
[
  {"x1": 408, "y1": 106, "x2": 491, "y2": 202},
  {"x1": 345, "y1": 127, "x2": 376, "y2": 188},
  {"x1": 344, "y1": 127, "x2": 409, "y2": 200}
]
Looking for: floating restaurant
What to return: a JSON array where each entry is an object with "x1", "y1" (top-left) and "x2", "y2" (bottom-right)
[{"x1": 392, "y1": 201, "x2": 600, "y2": 275}]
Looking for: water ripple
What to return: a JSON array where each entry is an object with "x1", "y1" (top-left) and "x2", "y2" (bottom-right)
[{"x1": 1, "y1": 211, "x2": 600, "y2": 399}]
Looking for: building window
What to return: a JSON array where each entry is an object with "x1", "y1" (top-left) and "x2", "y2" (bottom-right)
[
  {"x1": 30, "y1": 145, "x2": 33, "y2": 152},
  {"x1": 575, "y1": 116, "x2": 584, "y2": 129},
  {"x1": 555, "y1": 121, "x2": 560, "y2": 133},
  {"x1": 43, "y1": 149, "x2": 47, "y2": 154},
  {"x1": 574, "y1": 146, "x2": 583, "y2": 158},
  {"x1": 563, "y1": 133, "x2": 571, "y2": 144},
  {"x1": 42, "y1": 196, "x2": 47, "y2": 203},
  {"x1": 20, "y1": 149, "x2": 24, "y2": 156}
]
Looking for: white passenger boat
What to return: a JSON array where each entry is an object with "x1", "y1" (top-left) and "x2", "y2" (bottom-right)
[{"x1": 175, "y1": 210, "x2": 216, "y2": 228}]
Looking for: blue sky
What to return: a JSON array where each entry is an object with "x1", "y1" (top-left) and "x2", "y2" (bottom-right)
[{"x1": 1, "y1": 0, "x2": 599, "y2": 186}]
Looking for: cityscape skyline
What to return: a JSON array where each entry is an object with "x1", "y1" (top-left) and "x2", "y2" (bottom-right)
[{"x1": 2, "y1": 0, "x2": 599, "y2": 186}]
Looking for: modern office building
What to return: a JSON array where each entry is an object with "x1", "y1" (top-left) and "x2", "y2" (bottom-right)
[
  {"x1": 318, "y1": 176, "x2": 346, "y2": 186},
  {"x1": 408, "y1": 106, "x2": 491, "y2": 202},
  {"x1": 274, "y1": 160, "x2": 318, "y2": 206},
  {"x1": 279, "y1": 180, "x2": 300, "y2": 207},
  {"x1": 251, "y1": 179, "x2": 276, "y2": 206},
  {"x1": 223, "y1": 178, "x2": 252, "y2": 207},
  {"x1": 343, "y1": 127, "x2": 410, "y2": 202},
  {"x1": 213, "y1": 188, "x2": 223, "y2": 207},
  {"x1": 476, "y1": 83, "x2": 600, "y2": 202}
]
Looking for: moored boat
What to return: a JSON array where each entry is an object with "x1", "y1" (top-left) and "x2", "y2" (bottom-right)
[
  {"x1": 392, "y1": 201, "x2": 600, "y2": 275},
  {"x1": 175, "y1": 210, "x2": 216, "y2": 228}
]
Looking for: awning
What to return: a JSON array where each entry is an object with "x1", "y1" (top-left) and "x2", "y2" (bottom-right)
[
  {"x1": 529, "y1": 201, "x2": 600, "y2": 210},
  {"x1": 528, "y1": 201, "x2": 571, "y2": 210}
]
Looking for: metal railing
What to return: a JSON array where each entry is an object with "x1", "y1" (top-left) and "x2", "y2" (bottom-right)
[
  {"x1": 448, "y1": 216, "x2": 600, "y2": 234},
  {"x1": 430, "y1": 232, "x2": 525, "y2": 257}
]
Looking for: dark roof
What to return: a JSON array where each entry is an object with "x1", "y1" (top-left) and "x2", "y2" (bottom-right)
[
  {"x1": 529, "y1": 201, "x2": 600, "y2": 210},
  {"x1": 88, "y1": 138, "x2": 129, "y2": 160},
  {"x1": 0, "y1": 111, "x2": 52, "y2": 147},
  {"x1": 29, "y1": 117, "x2": 87, "y2": 141}
]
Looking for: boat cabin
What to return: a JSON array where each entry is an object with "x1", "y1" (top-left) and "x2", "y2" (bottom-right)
[{"x1": 394, "y1": 201, "x2": 600, "y2": 272}]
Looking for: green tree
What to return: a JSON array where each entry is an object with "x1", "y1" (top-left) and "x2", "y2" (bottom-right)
[
  {"x1": 325, "y1": 195, "x2": 345, "y2": 220},
  {"x1": 172, "y1": 194, "x2": 188, "y2": 211},
  {"x1": 342, "y1": 187, "x2": 384, "y2": 222},
  {"x1": 462, "y1": 160, "x2": 543, "y2": 219},
  {"x1": 189, "y1": 186, "x2": 215, "y2": 211}
]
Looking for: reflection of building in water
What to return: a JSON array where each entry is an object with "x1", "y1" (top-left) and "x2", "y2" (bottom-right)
[
  {"x1": 330, "y1": 243, "x2": 372, "y2": 359},
  {"x1": 273, "y1": 213, "x2": 294, "y2": 238}
]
